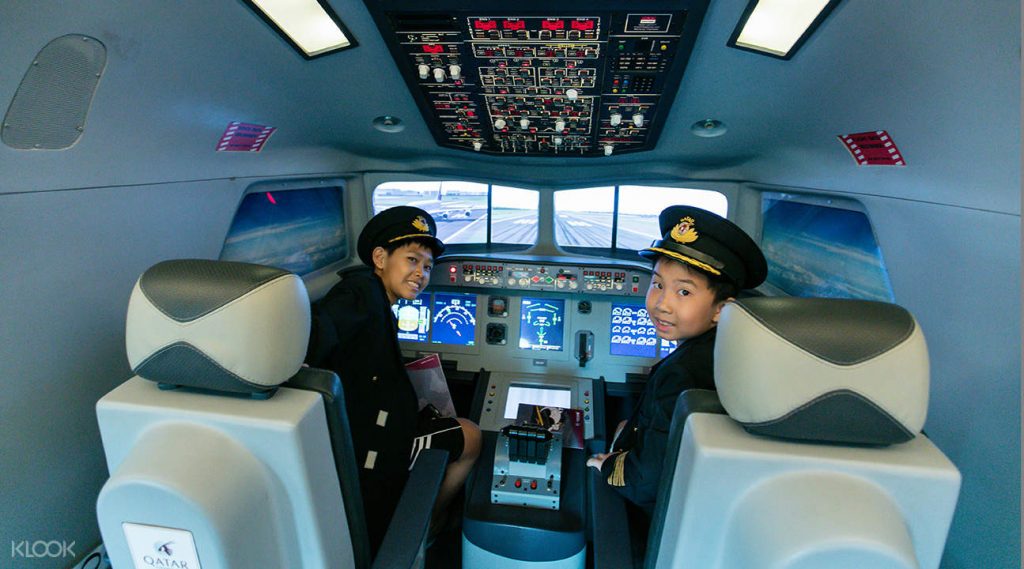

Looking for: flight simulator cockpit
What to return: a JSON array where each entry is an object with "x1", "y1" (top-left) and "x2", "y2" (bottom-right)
[{"x1": 86, "y1": 0, "x2": 964, "y2": 567}]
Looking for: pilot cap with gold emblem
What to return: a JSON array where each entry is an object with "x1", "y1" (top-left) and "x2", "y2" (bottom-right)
[
  {"x1": 640, "y1": 205, "x2": 767, "y2": 289},
  {"x1": 357, "y1": 206, "x2": 445, "y2": 266}
]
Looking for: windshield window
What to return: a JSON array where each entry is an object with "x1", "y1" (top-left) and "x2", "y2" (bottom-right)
[
  {"x1": 373, "y1": 180, "x2": 488, "y2": 243},
  {"x1": 554, "y1": 187, "x2": 615, "y2": 248},
  {"x1": 616, "y1": 186, "x2": 729, "y2": 250},
  {"x1": 491, "y1": 185, "x2": 539, "y2": 245}
]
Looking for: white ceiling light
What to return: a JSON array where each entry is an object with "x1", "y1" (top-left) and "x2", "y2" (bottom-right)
[
  {"x1": 728, "y1": 0, "x2": 841, "y2": 59},
  {"x1": 246, "y1": 0, "x2": 356, "y2": 58}
]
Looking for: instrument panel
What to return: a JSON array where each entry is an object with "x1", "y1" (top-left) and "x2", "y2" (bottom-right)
[
  {"x1": 364, "y1": 0, "x2": 710, "y2": 157},
  {"x1": 398, "y1": 255, "x2": 668, "y2": 382},
  {"x1": 436, "y1": 259, "x2": 651, "y2": 296}
]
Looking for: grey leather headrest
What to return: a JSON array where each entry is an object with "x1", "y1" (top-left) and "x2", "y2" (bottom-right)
[
  {"x1": 715, "y1": 297, "x2": 929, "y2": 445},
  {"x1": 125, "y1": 259, "x2": 310, "y2": 393}
]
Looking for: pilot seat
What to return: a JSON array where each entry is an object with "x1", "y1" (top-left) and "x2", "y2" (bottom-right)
[
  {"x1": 591, "y1": 297, "x2": 962, "y2": 569},
  {"x1": 95, "y1": 259, "x2": 446, "y2": 569}
]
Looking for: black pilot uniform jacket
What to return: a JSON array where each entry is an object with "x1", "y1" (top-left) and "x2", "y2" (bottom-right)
[
  {"x1": 600, "y1": 327, "x2": 717, "y2": 514},
  {"x1": 305, "y1": 271, "x2": 419, "y2": 552}
]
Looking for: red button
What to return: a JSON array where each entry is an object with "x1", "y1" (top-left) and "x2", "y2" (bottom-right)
[
  {"x1": 515, "y1": 479, "x2": 522, "y2": 488},
  {"x1": 530, "y1": 480, "x2": 538, "y2": 490}
]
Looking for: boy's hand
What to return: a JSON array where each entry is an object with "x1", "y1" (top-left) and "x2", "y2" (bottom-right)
[{"x1": 587, "y1": 452, "x2": 612, "y2": 470}]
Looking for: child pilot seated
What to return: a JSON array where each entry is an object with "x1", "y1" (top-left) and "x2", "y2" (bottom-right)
[
  {"x1": 306, "y1": 206, "x2": 481, "y2": 554},
  {"x1": 587, "y1": 205, "x2": 767, "y2": 513}
]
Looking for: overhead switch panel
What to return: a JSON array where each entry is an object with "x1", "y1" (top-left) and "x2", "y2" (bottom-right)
[{"x1": 364, "y1": 1, "x2": 710, "y2": 157}]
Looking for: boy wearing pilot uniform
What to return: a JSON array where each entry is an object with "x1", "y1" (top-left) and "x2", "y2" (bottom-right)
[
  {"x1": 587, "y1": 206, "x2": 766, "y2": 513},
  {"x1": 306, "y1": 206, "x2": 481, "y2": 554}
]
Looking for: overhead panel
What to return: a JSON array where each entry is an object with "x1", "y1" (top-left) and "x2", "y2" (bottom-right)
[{"x1": 364, "y1": 1, "x2": 710, "y2": 157}]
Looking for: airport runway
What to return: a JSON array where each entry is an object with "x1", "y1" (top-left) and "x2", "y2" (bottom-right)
[{"x1": 375, "y1": 194, "x2": 659, "y2": 249}]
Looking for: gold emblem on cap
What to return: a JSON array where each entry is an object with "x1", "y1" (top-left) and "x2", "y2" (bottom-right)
[
  {"x1": 670, "y1": 216, "x2": 698, "y2": 244},
  {"x1": 411, "y1": 215, "x2": 430, "y2": 233}
]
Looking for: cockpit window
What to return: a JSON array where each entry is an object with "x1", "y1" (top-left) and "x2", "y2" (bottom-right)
[
  {"x1": 761, "y1": 196, "x2": 895, "y2": 301},
  {"x1": 554, "y1": 187, "x2": 615, "y2": 248},
  {"x1": 220, "y1": 186, "x2": 347, "y2": 275},
  {"x1": 373, "y1": 181, "x2": 489, "y2": 244},
  {"x1": 491, "y1": 185, "x2": 540, "y2": 245},
  {"x1": 552, "y1": 185, "x2": 728, "y2": 251},
  {"x1": 616, "y1": 186, "x2": 729, "y2": 250}
]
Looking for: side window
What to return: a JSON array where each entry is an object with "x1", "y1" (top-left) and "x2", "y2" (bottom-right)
[
  {"x1": 761, "y1": 196, "x2": 895, "y2": 301},
  {"x1": 373, "y1": 181, "x2": 489, "y2": 244},
  {"x1": 220, "y1": 186, "x2": 347, "y2": 275}
]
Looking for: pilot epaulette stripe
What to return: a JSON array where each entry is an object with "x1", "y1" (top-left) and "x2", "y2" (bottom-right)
[{"x1": 608, "y1": 452, "x2": 627, "y2": 487}]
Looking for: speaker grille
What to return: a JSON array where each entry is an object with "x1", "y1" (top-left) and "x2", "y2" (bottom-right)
[{"x1": 3, "y1": 35, "x2": 106, "y2": 150}]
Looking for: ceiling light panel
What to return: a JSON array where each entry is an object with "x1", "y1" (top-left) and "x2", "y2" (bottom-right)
[
  {"x1": 730, "y1": 0, "x2": 838, "y2": 59},
  {"x1": 248, "y1": 0, "x2": 355, "y2": 58}
]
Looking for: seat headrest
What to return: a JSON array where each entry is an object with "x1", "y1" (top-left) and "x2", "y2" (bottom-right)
[
  {"x1": 714, "y1": 297, "x2": 929, "y2": 445},
  {"x1": 126, "y1": 259, "x2": 311, "y2": 394}
]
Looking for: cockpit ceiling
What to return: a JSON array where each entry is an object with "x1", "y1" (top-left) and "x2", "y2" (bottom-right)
[{"x1": 363, "y1": 0, "x2": 710, "y2": 157}]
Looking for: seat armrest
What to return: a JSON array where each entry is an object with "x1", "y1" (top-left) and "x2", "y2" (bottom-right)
[
  {"x1": 588, "y1": 466, "x2": 635, "y2": 569},
  {"x1": 371, "y1": 448, "x2": 449, "y2": 569}
]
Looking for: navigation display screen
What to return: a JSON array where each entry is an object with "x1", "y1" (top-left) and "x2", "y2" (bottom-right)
[
  {"x1": 393, "y1": 296, "x2": 430, "y2": 343},
  {"x1": 609, "y1": 303, "x2": 657, "y2": 357},
  {"x1": 518, "y1": 297, "x2": 565, "y2": 351},
  {"x1": 503, "y1": 385, "x2": 573, "y2": 419},
  {"x1": 661, "y1": 338, "x2": 679, "y2": 355},
  {"x1": 431, "y1": 292, "x2": 477, "y2": 346}
]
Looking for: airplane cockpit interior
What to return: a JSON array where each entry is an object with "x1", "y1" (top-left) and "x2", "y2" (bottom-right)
[{"x1": 1, "y1": 1, "x2": 1019, "y2": 569}]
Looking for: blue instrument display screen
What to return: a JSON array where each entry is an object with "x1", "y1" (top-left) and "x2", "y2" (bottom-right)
[
  {"x1": 609, "y1": 303, "x2": 657, "y2": 357},
  {"x1": 393, "y1": 296, "x2": 430, "y2": 343},
  {"x1": 431, "y1": 292, "x2": 477, "y2": 346},
  {"x1": 518, "y1": 297, "x2": 565, "y2": 351},
  {"x1": 661, "y1": 338, "x2": 678, "y2": 355}
]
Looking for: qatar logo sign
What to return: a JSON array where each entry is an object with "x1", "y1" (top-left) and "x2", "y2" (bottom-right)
[{"x1": 123, "y1": 523, "x2": 202, "y2": 569}]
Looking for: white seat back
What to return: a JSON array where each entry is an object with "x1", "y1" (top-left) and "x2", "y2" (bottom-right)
[{"x1": 650, "y1": 297, "x2": 961, "y2": 569}]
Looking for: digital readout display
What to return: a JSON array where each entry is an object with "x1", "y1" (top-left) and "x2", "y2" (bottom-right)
[
  {"x1": 519, "y1": 297, "x2": 565, "y2": 351},
  {"x1": 432, "y1": 292, "x2": 477, "y2": 346},
  {"x1": 609, "y1": 303, "x2": 657, "y2": 357},
  {"x1": 394, "y1": 296, "x2": 430, "y2": 343},
  {"x1": 661, "y1": 338, "x2": 679, "y2": 355}
]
